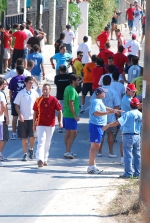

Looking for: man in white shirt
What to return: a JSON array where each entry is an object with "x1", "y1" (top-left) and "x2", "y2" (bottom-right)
[
  {"x1": 99, "y1": 65, "x2": 115, "y2": 86},
  {"x1": 63, "y1": 24, "x2": 75, "y2": 54},
  {"x1": 132, "y1": 5, "x2": 142, "y2": 36},
  {"x1": 14, "y1": 76, "x2": 39, "y2": 161},
  {"x1": 77, "y1": 36, "x2": 92, "y2": 65},
  {"x1": 124, "y1": 34, "x2": 141, "y2": 61}
]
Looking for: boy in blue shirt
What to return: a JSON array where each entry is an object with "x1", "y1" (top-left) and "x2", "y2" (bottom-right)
[{"x1": 103, "y1": 97, "x2": 142, "y2": 178}]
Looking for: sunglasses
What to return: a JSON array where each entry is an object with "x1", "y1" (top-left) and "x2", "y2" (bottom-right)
[{"x1": 79, "y1": 55, "x2": 83, "y2": 57}]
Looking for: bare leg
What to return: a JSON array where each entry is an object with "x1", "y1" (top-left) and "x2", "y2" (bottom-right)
[
  {"x1": 22, "y1": 138, "x2": 28, "y2": 153},
  {"x1": 98, "y1": 133, "x2": 105, "y2": 154},
  {"x1": 0, "y1": 141, "x2": 6, "y2": 153},
  {"x1": 81, "y1": 95, "x2": 86, "y2": 106},
  {"x1": 30, "y1": 137, "x2": 35, "y2": 149},
  {"x1": 4, "y1": 59, "x2": 8, "y2": 71},
  {"x1": 107, "y1": 132, "x2": 114, "y2": 154},
  {"x1": 12, "y1": 116, "x2": 18, "y2": 133},
  {"x1": 89, "y1": 143, "x2": 100, "y2": 166},
  {"x1": 65, "y1": 130, "x2": 77, "y2": 152}
]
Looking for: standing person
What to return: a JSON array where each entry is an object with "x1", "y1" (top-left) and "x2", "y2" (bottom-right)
[
  {"x1": 92, "y1": 58, "x2": 107, "y2": 91},
  {"x1": 63, "y1": 74, "x2": 80, "y2": 159},
  {"x1": 87, "y1": 87, "x2": 120, "y2": 174},
  {"x1": 115, "y1": 29, "x2": 128, "y2": 55},
  {"x1": 27, "y1": 30, "x2": 44, "y2": 54},
  {"x1": 97, "y1": 75, "x2": 120, "y2": 157},
  {"x1": 97, "y1": 42, "x2": 114, "y2": 65},
  {"x1": 141, "y1": 12, "x2": 146, "y2": 44},
  {"x1": 3, "y1": 24, "x2": 12, "y2": 72},
  {"x1": 111, "y1": 9, "x2": 121, "y2": 40},
  {"x1": 73, "y1": 51, "x2": 83, "y2": 77},
  {"x1": 126, "y1": 4, "x2": 135, "y2": 34},
  {"x1": 103, "y1": 97, "x2": 142, "y2": 178},
  {"x1": 33, "y1": 84, "x2": 63, "y2": 168},
  {"x1": 14, "y1": 76, "x2": 39, "y2": 161},
  {"x1": 125, "y1": 0, "x2": 142, "y2": 10},
  {"x1": 124, "y1": 34, "x2": 141, "y2": 61},
  {"x1": 63, "y1": 24, "x2": 75, "y2": 54},
  {"x1": 0, "y1": 78, "x2": 8, "y2": 163},
  {"x1": 27, "y1": 20, "x2": 34, "y2": 35},
  {"x1": 77, "y1": 36, "x2": 92, "y2": 66},
  {"x1": 132, "y1": 5, "x2": 142, "y2": 36},
  {"x1": 8, "y1": 66, "x2": 26, "y2": 140},
  {"x1": 54, "y1": 33, "x2": 65, "y2": 54},
  {"x1": 50, "y1": 45, "x2": 72, "y2": 75},
  {"x1": 80, "y1": 55, "x2": 97, "y2": 113},
  {"x1": 98, "y1": 64, "x2": 116, "y2": 86},
  {"x1": 113, "y1": 45, "x2": 129, "y2": 74},
  {"x1": 95, "y1": 27, "x2": 110, "y2": 51},
  {"x1": 28, "y1": 44, "x2": 45, "y2": 84},
  {"x1": 54, "y1": 65, "x2": 70, "y2": 133}
]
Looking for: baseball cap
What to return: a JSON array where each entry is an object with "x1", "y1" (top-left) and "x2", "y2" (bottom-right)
[
  {"x1": 132, "y1": 34, "x2": 136, "y2": 39},
  {"x1": 130, "y1": 98, "x2": 140, "y2": 106},
  {"x1": 126, "y1": 84, "x2": 137, "y2": 92},
  {"x1": 95, "y1": 87, "x2": 108, "y2": 95}
]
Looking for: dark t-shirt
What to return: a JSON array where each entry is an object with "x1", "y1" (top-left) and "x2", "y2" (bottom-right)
[
  {"x1": 27, "y1": 36, "x2": 43, "y2": 53},
  {"x1": 55, "y1": 39, "x2": 64, "y2": 54},
  {"x1": 54, "y1": 74, "x2": 70, "y2": 100}
]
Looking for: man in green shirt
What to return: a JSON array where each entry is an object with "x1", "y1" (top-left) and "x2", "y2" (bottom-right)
[{"x1": 63, "y1": 74, "x2": 80, "y2": 159}]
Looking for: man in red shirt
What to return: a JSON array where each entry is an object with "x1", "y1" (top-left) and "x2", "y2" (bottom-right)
[
  {"x1": 113, "y1": 45, "x2": 129, "y2": 74},
  {"x1": 115, "y1": 29, "x2": 128, "y2": 55},
  {"x1": 98, "y1": 42, "x2": 114, "y2": 65},
  {"x1": 95, "y1": 27, "x2": 110, "y2": 51},
  {"x1": 33, "y1": 83, "x2": 62, "y2": 168},
  {"x1": 126, "y1": 4, "x2": 135, "y2": 34},
  {"x1": 3, "y1": 24, "x2": 12, "y2": 72}
]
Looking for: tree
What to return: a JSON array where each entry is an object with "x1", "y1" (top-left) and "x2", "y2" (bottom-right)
[
  {"x1": 0, "y1": 0, "x2": 7, "y2": 19},
  {"x1": 88, "y1": 0, "x2": 117, "y2": 39},
  {"x1": 68, "y1": 2, "x2": 82, "y2": 32}
]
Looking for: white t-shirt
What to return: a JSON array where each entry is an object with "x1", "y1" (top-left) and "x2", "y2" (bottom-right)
[
  {"x1": 4, "y1": 69, "x2": 31, "y2": 80},
  {"x1": 77, "y1": 42, "x2": 91, "y2": 64},
  {"x1": 110, "y1": 82, "x2": 125, "y2": 104},
  {"x1": 14, "y1": 88, "x2": 39, "y2": 120},
  {"x1": 133, "y1": 9, "x2": 141, "y2": 20},
  {"x1": 0, "y1": 92, "x2": 6, "y2": 122},
  {"x1": 124, "y1": 40, "x2": 141, "y2": 56},
  {"x1": 23, "y1": 29, "x2": 33, "y2": 48},
  {"x1": 63, "y1": 30, "x2": 75, "y2": 44}
]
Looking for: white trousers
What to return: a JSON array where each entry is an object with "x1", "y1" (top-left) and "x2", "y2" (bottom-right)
[
  {"x1": 36, "y1": 126, "x2": 55, "y2": 162},
  {"x1": 132, "y1": 19, "x2": 141, "y2": 35}
]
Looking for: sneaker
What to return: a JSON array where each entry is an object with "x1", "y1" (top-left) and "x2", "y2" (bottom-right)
[
  {"x1": 58, "y1": 128, "x2": 63, "y2": 133},
  {"x1": 4, "y1": 70, "x2": 7, "y2": 73},
  {"x1": 7, "y1": 68, "x2": 10, "y2": 71},
  {"x1": 80, "y1": 107, "x2": 85, "y2": 114},
  {"x1": 22, "y1": 154, "x2": 27, "y2": 161},
  {"x1": 43, "y1": 162, "x2": 48, "y2": 166},
  {"x1": 11, "y1": 134, "x2": 16, "y2": 140},
  {"x1": 70, "y1": 152, "x2": 77, "y2": 157},
  {"x1": 119, "y1": 174, "x2": 132, "y2": 179},
  {"x1": 108, "y1": 154, "x2": 117, "y2": 158},
  {"x1": 87, "y1": 166, "x2": 103, "y2": 174},
  {"x1": 28, "y1": 149, "x2": 34, "y2": 159},
  {"x1": 120, "y1": 157, "x2": 124, "y2": 165},
  {"x1": 0, "y1": 154, "x2": 7, "y2": 161},
  {"x1": 38, "y1": 160, "x2": 43, "y2": 168},
  {"x1": 97, "y1": 153, "x2": 102, "y2": 157},
  {"x1": 64, "y1": 152, "x2": 74, "y2": 159}
]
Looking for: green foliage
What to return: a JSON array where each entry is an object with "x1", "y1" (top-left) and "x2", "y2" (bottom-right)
[
  {"x1": 0, "y1": 0, "x2": 7, "y2": 19},
  {"x1": 89, "y1": 0, "x2": 117, "y2": 39},
  {"x1": 68, "y1": 2, "x2": 82, "y2": 32}
]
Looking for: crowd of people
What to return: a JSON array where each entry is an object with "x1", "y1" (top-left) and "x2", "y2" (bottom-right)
[{"x1": 0, "y1": 1, "x2": 145, "y2": 178}]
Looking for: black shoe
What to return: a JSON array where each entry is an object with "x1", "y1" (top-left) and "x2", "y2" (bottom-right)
[
  {"x1": 22, "y1": 154, "x2": 27, "y2": 161},
  {"x1": 28, "y1": 149, "x2": 34, "y2": 159}
]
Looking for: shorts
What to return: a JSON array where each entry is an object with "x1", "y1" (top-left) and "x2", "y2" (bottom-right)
[
  {"x1": 18, "y1": 120, "x2": 34, "y2": 138},
  {"x1": 11, "y1": 102, "x2": 18, "y2": 117},
  {"x1": 82, "y1": 83, "x2": 93, "y2": 96},
  {"x1": 23, "y1": 48, "x2": 29, "y2": 59},
  {"x1": 142, "y1": 25, "x2": 145, "y2": 35},
  {"x1": 4, "y1": 48, "x2": 10, "y2": 59},
  {"x1": 1, "y1": 121, "x2": 9, "y2": 141},
  {"x1": 89, "y1": 123, "x2": 104, "y2": 144},
  {"x1": 106, "y1": 126, "x2": 117, "y2": 133},
  {"x1": 128, "y1": 20, "x2": 133, "y2": 28},
  {"x1": 63, "y1": 117, "x2": 78, "y2": 130}
]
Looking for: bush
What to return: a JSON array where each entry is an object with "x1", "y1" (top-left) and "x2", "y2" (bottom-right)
[
  {"x1": 0, "y1": 0, "x2": 7, "y2": 20},
  {"x1": 68, "y1": 2, "x2": 82, "y2": 32},
  {"x1": 89, "y1": 0, "x2": 117, "y2": 39}
]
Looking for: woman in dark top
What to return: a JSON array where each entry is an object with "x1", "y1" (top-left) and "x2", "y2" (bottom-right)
[
  {"x1": 111, "y1": 9, "x2": 121, "y2": 40},
  {"x1": 54, "y1": 33, "x2": 65, "y2": 54}
]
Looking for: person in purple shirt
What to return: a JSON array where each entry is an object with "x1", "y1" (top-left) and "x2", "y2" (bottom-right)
[{"x1": 9, "y1": 66, "x2": 26, "y2": 140}]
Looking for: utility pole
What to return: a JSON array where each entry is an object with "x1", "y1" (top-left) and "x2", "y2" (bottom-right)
[
  {"x1": 36, "y1": 0, "x2": 43, "y2": 29},
  {"x1": 140, "y1": 0, "x2": 150, "y2": 208}
]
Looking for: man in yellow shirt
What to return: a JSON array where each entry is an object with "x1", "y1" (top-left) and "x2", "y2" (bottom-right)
[
  {"x1": 132, "y1": 67, "x2": 143, "y2": 96},
  {"x1": 73, "y1": 51, "x2": 83, "y2": 77}
]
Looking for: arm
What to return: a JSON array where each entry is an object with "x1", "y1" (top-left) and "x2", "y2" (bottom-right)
[
  {"x1": 69, "y1": 100, "x2": 80, "y2": 121},
  {"x1": 103, "y1": 120, "x2": 120, "y2": 131},
  {"x1": 58, "y1": 110, "x2": 63, "y2": 128},
  {"x1": 122, "y1": 71, "x2": 128, "y2": 83},
  {"x1": 95, "y1": 38, "x2": 99, "y2": 47},
  {"x1": 0, "y1": 102, "x2": 6, "y2": 116},
  {"x1": 33, "y1": 111, "x2": 37, "y2": 132},
  {"x1": 15, "y1": 104, "x2": 24, "y2": 122},
  {"x1": 9, "y1": 90, "x2": 12, "y2": 103},
  {"x1": 138, "y1": 50, "x2": 140, "y2": 60},
  {"x1": 50, "y1": 57, "x2": 55, "y2": 69},
  {"x1": 32, "y1": 77, "x2": 39, "y2": 87},
  {"x1": 4, "y1": 105, "x2": 9, "y2": 125},
  {"x1": 41, "y1": 63, "x2": 45, "y2": 80},
  {"x1": 88, "y1": 52, "x2": 92, "y2": 59},
  {"x1": 124, "y1": 0, "x2": 130, "y2": 5}
]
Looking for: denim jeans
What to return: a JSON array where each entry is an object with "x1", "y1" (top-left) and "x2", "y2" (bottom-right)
[
  {"x1": 123, "y1": 134, "x2": 141, "y2": 177},
  {"x1": 64, "y1": 43, "x2": 72, "y2": 54}
]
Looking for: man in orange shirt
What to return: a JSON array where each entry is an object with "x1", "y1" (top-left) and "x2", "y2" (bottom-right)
[
  {"x1": 97, "y1": 42, "x2": 114, "y2": 65},
  {"x1": 80, "y1": 55, "x2": 97, "y2": 113}
]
